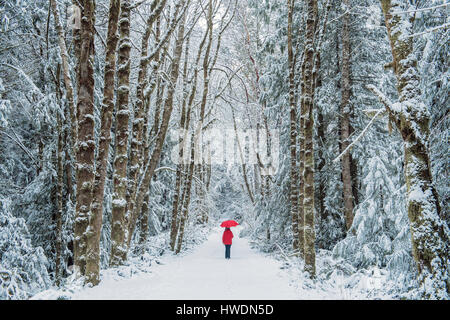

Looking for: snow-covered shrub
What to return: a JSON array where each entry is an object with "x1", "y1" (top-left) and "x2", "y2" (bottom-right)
[
  {"x1": 0, "y1": 198, "x2": 51, "y2": 300},
  {"x1": 12, "y1": 162, "x2": 57, "y2": 265},
  {"x1": 332, "y1": 156, "x2": 417, "y2": 293},
  {"x1": 0, "y1": 78, "x2": 10, "y2": 128}
]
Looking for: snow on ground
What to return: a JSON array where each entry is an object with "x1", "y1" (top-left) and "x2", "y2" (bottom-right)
[
  {"x1": 31, "y1": 225, "x2": 408, "y2": 300},
  {"x1": 70, "y1": 226, "x2": 300, "y2": 300}
]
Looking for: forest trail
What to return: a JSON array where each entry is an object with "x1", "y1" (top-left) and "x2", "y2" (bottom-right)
[{"x1": 71, "y1": 226, "x2": 300, "y2": 300}]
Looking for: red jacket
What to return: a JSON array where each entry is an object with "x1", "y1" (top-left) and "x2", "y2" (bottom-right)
[{"x1": 222, "y1": 229, "x2": 233, "y2": 245}]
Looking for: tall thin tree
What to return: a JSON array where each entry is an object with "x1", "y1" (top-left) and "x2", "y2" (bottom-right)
[
  {"x1": 73, "y1": 0, "x2": 96, "y2": 276},
  {"x1": 110, "y1": 0, "x2": 132, "y2": 267},
  {"x1": 301, "y1": 0, "x2": 317, "y2": 277},
  {"x1": 340, "y1": 0, "x2": 354, "y2": 231},
  {"x1": 85, "y1": 0, "x2": 121, "y2": 284}
]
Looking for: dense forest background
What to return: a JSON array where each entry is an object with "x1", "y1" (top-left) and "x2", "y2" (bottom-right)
[{"x1": 0, "y1": 0, "x2": 448, "y2": 300}]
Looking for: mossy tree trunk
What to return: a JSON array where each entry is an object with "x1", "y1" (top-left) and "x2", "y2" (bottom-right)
[
  {"x1": 376, "y1": 0, "x2": 449, "y2": 298},
  {"x1": 73, "y1": 0, "x2": 96, "y2": 276},
  {"x1": 132, "y1": 0, "x2": 187, "y2": 248},
  {"x1": 85, "y1": 0, "x2": 121, "y2": 284},
  {"x1": 287, "y1": 0, "x2": 299, "y2": 255},
  {"x1": 110, "y1": 0, "x2": 132, "y2": 267},
  {"x1": 126, "y1": 0, "x2": 167, "y2": 248},
  {"x1": 301, "y1": 0, "x2": 317, "y2": 278}
]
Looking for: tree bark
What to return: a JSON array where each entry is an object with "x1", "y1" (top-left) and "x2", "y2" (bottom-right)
[
  {"x1": 376, "y1": 0, "x2": 449, "y2": 298},
  {"x1": 131, "y1": 0, "x2": 187, "y2": 251},
  {"x1": 176, "y1": 132, "x2": 195, "y2": 254},
  {"x1": 169, "y1": 32, "x2": 192, "y2": 251},
  {"x1": 169, "y1": 17, "x2": 208, "y2": 248},
  {"x1": 196, "y1": 0, "x2": 213, "y2": 224},
  {"x1": 110, "y1": 0, "x2": 132, "y2": 267},
  {"x1": 139, "y1": 16, "x2": 164, "y2": 246},
  {"x1": 126, "y1": 0, "x2": 167, "y2": 248},
  {"x1": 85, "y1": 0, "x2": 121, "y2": 284},
  {"x1": 287, "y1": 0, "x2": 299, "y2": 254},
  {"x1": 52, "y1": 62, "x2": 63, "y2": 286},
  {"x1": 312, "y1": 0, "x2": 330, "y2": 248},
  {"x1": 316, "y1": 111, "x2": 326, "y2": 247},
  {"x1": 340, "y1": 0, "x2": 354, "y2": 231},
  {"x1": 73, "y1": 0, "x2": 96, "y2": 276},
  {"x1": 129, "y1": 0, "x2": 187, "y2": 247},
  {"x1": 55, "y1": 114, "x2": 63, "y2": 286},
  {"x1": 298, "y1": 97, "x2": 305, "y2": 257},
  {"x1": 49, "y1": 0, "x2": 77, "y2": 156},
  {"x1": 301, "y1": 0, "x2": 317, "y2": 278}
]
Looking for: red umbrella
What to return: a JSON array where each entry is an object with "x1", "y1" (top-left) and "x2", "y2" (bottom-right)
[{"x1": 220, "y1": 220, "x2": 239, "y2": 228}]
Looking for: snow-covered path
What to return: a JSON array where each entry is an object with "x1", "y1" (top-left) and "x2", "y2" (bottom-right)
[{"x1": 71, "y1": 226, "x2": 300, "y2": 300}]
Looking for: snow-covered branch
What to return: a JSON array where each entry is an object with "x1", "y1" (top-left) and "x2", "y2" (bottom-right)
[
  {"x1": 333, "y1": 108, "x2": 385, "y2": 163},
  {"x1": 406, "y1": 22, "x2": 450, "y2": 39},
  {"x1": 391, "y1": 3, "x2": 449, "y2": 15},
  {"x1": 365, "y1": 84, "x2": 395, "y2": 114},
  {"x1": 333, "y1": 86, "x2": 388, "y2": 164}
]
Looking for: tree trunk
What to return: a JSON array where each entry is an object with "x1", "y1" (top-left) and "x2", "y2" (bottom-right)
[
  {"x1": 376, "y1": 0, "x2": 449, "y2": 298},
  {"x1": 137, "y1": 14, "x2": 167, "y2": 246},
  {"x1": 168, "y1": 17, "x2": 208, "y2": 247},
  {"x1": 53, "y1": 62, "x2": 63, "y2": 286},
  {"x1": 49, "y1": 0, "x2": 71, "y2": 284},
  {"x1": 298, "y1": 101, "x2": 305, "y2": 257},
  {"x1": 85, "y1": 0, "x2": 121, "y2": 284},
  {"x1": 176, "y1": 133, "x2": 195, "y2": 254},
  {"x1": 312, "y1": 1, "x2": 330, "y2": 248},
  {"x1": 73, "y1": 0, "x2": 96, "y2": 276},
  {"x1": 71, "y1": 0, "x2": 81, "y2": 94},
  {"x1": 126, "y1": 0, "x2": 167, "y2": 248},
  {"x1": 110, "y1": 0, "x2": 132, "y2": 267},
  {"x1": 232, "y1": 107, "x2": 255, "y2": 204},
  {"x1": 316, "y1": 111, "x2": 326, "y2": 246},
  {"x1": 301, "y1": 0, "x2": 317, "y2": 278},
  {"x1": 49, "y1": 0, "x2": 77, "y2": 156},
  {"x1": 170, "y1": 33, "x2": 192, "y2": 251},
  {"x1": 55, "y1": 114, "x2": 63, "y2": 286},
  {"x1": 287, "y1": 0, "x2": 299, "y2": 254},
  {"x1": 131, "y1": 1, "x2": 187, "y2": 250},
  {"x1": 340, "y1": 0, "x2": 354, "y2": 231},
  {"x1": 140, "y1": 16, "x2": 164, "y2": 246},
  {"x1": 196, "y1": 0, "x2": 213, "y2": 224}
]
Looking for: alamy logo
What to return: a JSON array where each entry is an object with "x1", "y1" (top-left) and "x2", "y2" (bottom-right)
[
  {"x1": 364, "y1": 268, "x2": 383, "y2": 291},
  {"x1": 366, "y1": 5, "x2": 382, "y2": 29},
  {"x1": 67, "y1": 5, "x2": 81, "y2": 30},
  {"x1": 169, "y1": 126, "x2": 280, "y2": 176}
]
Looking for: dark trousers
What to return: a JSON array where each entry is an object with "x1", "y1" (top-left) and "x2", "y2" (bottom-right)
[{"x1": 225, "y1": 245, "x2": 231, "y2": 259}]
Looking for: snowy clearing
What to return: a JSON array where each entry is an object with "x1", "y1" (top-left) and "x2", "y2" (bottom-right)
[
  {"x1": 70, "y1": 226, "x2": 300, "y2": 300},
  {"x1": 31, "y1": 226, "x2": 415, "y2": 300},
  {"x1": 30, "y1": 224, "x2": 415, "y2": 300}
]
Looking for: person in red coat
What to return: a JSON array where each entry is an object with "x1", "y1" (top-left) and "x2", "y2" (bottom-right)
[{"x1": 222, "y1": 227, "x2": 233, "y2": 259}]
